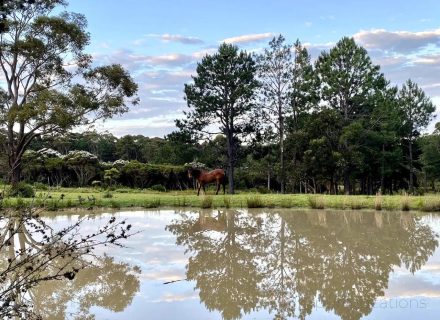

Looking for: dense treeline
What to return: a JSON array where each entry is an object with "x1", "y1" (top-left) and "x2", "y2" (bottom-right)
[
  {"x1": 1, "y1": 34, "x2": 438, "y2": 194},
  {"x1": 177, "y1": 36, "x2": 437, "y2": 195},
  {"x1": 6, "y1": 121, "x2": 440, "y2": 194}
]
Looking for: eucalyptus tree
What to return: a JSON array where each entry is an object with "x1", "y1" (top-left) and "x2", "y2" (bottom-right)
[
  {"x1": 398, "y1": 79, "x2": 435, "y2": 193},
  {"x1": 256, "y1": 35, "x2": 293, "y2": 193},
  {"x1": 315, "y1": 37, "x2": 387, "y2": 194},
  {"x1": 177, "y1": 43, "x2": 259, "y2": 194},
  {"x1": 0, "y1": 0, "x2": 139, "y2": 185}
]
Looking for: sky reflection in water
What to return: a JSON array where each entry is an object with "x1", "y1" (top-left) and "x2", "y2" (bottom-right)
[{"x1": 31, "y1": 209, "x2": 440, "y2": 319}]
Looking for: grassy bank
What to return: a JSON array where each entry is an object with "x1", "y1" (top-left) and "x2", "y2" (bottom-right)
[{"x1": 2, "y1": 187, "x2": 440, "y2": 212}]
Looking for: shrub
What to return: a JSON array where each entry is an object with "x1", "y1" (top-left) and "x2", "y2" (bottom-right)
[
  {"x1": 223, "y1": 196, "x2": 231, "y2": 208},
  {"x1": 280, "y1": 198, "x2": 292, "y2": 208},
  {"x1": 422, "y1": 197, "x2": 440, "y2": 212},
  {"x1": 256, "y1": 187, "x2": 271, "y2": 194},
  {"x1": 102, "y1": 191, "x2": 113, "y2": 198},
  {"x1": 110, "y1": 200, "x2": 121, "y2": 209},
  {"x1": 247, "y1": 195, "x2": 264, "y2": 208},
  {"x1": 350, "y1": 197, "x2": 363, "y2": 210},
  {"x1": 150, "y1": 184, "x2": 167, "y2": 192},
  {"x1": 308, "y1": 195, "x2": 325, "y2": 209},
  {"x1": 375, "y1": 193, "x2": 382, "y2": 211},
  {"x1": 401, "y1": 193, "x2": 410, "y2": 211},
  {"x1": 9, "y1": 182, "x2": 35, "y2": 198},
  {"x1": 46, "y1": 200, "x2": 59, "y2": 211},
  {"x1": 143, "y1": 198, "x2": 161, "y2": 208},
  {"x1": 201, "y1": 196, "x2": 213, "y2": 209},
  {"x1": 174, "y1": 197, "x2": 188, "y2": 207},
  {"x1": 15, "y1": 197, "x2": 26, "y2": 209},
  {"x1": 33, "y1": 182, "x2": 48, "y2": 191}
]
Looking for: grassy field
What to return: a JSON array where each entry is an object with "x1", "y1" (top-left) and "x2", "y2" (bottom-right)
[{"x1": 3, "y1": 186, "x2": 440, "y2": 212}]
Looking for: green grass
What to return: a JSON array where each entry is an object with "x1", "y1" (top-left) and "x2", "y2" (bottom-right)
[{"x1": 2, "y1": 186, "x2": 440, "y2": 212}]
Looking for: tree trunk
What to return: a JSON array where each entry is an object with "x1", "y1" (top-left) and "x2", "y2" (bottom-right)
[
  {"x1": 344, "y1": 170, "x2": 350, "y2": 195},
  {"x1": 380, "y1": 143, "x2": 385, "y2": 194},
  {"x1": 9, "y1": 152, "x2": 22, "y2": 187},
  {"x1": 267, "y1": 169, "x2": 271, "y2": 190},
  {"x1": 279, "y1": 112, "x2": 285, "y2": 194},
  {"x1": 409, "y1": 137, "x2": 414, "y2": 193},
  {"x1": 226, "y1": 131, "x2": 235, "y2": 194},
  {"x1": 11, "y1": 165, "x2": 21, "y2": 187}
]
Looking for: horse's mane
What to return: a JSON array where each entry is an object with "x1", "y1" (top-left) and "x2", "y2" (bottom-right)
[{"x1": 190, "y1": 167, "x2": 204, "y2": 178}]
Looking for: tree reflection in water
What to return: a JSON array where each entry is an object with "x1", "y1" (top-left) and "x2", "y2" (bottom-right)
[
  {"x1": 167, "y1": 210, "x2": 438, "y2": 320},
  {"x1": 0, "y1": 213, "x2": 141, "y2": 319},
  {"x1": 30, "y1": 255, "x2": 141, "y2": 319}
]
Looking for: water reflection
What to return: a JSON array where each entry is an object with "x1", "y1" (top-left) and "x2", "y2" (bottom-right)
[
  {"x1": 167, "y1": 210, "x2": 439, "y2": 320},
  {"x1": 0, "y1": 214, "x2": 141, "y2": 319},
  {"x1": 31, "y1": 255, "x2": 141, "y2": 319}
]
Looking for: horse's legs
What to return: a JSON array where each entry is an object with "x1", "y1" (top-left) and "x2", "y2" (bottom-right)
[
  {"x1": 223, "y1": 179, "x2": 226, "y2": 194},
  {"x1": 202, "y1": 185, "x2": 206, "y2": 195},
  {"x1": 197, "y1": 183, "x2": 201, "y2": 196},
  {"x1": 216, "y1": 181, "x2": 220, "y2": 195}
]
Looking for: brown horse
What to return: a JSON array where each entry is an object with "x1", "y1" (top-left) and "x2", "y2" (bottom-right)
[{"x1": 188, "y1": 168, "x2": 226, "y2": 196}]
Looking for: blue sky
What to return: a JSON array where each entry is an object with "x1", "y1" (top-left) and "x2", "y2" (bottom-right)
[{"x1": 66, "y1": 0, "x2": 440, "y2": 137}]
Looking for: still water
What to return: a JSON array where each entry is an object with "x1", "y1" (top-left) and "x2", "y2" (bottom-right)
[{"x1": 30, "y1": 209, "x2": 440, "y2": 319}]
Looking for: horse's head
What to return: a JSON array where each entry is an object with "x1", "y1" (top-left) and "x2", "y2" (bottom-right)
[{"x1": 188, "y1": 167, "x2": 201, "y2": 179}]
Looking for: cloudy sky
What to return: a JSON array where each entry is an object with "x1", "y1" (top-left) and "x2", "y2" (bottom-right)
[{"x1": 67, "y1": 0, "x2": 440, "y2": 137}]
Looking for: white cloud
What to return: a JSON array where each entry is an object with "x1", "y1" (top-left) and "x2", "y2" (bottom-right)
[
  {"x1": 384, "y1": 273, "x2": 440, "y2": 299},
  {"x1": 134, "y1": 33, "x2": 204, "y2": 46},
  {"x1": 160, "y1": 33, "x2": 204, "y2": 45},
  {"x1": 221, "y1": 32, "x2": 275, "y2": 45},
  {"x1": 353, "y1": 28, "x2": 440, "y2": 53},
  {"x1": 93, "y1": 50, "x2": 194, "y2": 71},
  {"x1": 95, "y1": 112, "x2": 184, "y2": 137}
]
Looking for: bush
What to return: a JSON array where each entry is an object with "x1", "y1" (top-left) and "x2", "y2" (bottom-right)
[
  {"x1": 422, "y1": 197, "x2": 440, "y2": 212},
  {"x1": 375, "y1": 193, "x2": 382, "y2": 211},
  {"x1": 201, "y1": 196, "x2": 213, "y2": 209},
  {"x1": 110, "y1": 200, "x2": 121, "y2": 209},
  {"x1": 150, "y1": 184, "x2": 166, "y2": 192},
  {"x1": 46, "y1": 200, "x2": 59, "y2": 211},
  {"x1": 33, "y1": 182, "x2": 48, "y2": 191},
  {"x1": 349, "y1": 197, "x2": 363, "y2": 210},
  {"x1": 401, "y1": 193, "x2": 410, "y2": 211},
  {"x1": 280, "y1": 198, "x2": 293, "y2": 208},
  {"x1": 174, "y1": 197, "x2": 188, "y2": 207},
  {"x1": 247, "y1": 195, "x2": 264, "y2": 208},
  {"x1": 102, "y1": 191, "x2": 113, "y2": 198},
  {"x1": 143, "y1": 198, "x2": 161, "y2": 208},
  {"x1": 256, "y1": 187, "x2": 271, "y2": 194},
  {"x1": 308, "y1": 195, "x2": 325, "y2": 209},
  {"x1": 9, "y1": 183, "x2": 35, "y2": 198},
  {"x1": 223, "y1": 196, "x2": 231, "y2": 208}
]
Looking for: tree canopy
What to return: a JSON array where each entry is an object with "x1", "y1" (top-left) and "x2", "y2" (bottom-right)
[{"x1": 0, "y1": 0, "x2": 138, "y2": 184}]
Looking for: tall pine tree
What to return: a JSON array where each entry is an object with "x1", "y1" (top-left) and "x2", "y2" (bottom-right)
[{"x1": 177, "y1": 43, "x2": 259, "y2": 194}]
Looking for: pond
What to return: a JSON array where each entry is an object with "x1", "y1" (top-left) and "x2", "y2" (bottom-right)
[{"x1": 12, "y1": 209, "x2": 440, "y2": 319}]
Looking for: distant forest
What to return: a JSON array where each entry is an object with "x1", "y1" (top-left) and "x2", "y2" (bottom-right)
[
  {"x1": 7, "y1": 36, "x2": 440, "y2": 195},
  {"x1": 13, "y1": 122, "x2": 440, "y2": 195}
]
